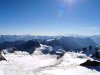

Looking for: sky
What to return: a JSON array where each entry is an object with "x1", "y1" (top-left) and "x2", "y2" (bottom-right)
[{"x1": 0, "y1": 0, "x2": 100, "y2": 35}]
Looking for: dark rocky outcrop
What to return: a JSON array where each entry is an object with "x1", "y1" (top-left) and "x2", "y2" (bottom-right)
[
  {"x1": 8, "y1": 47, "x2": 18, "y2": 53},
  {"x1": 56, "y1": 52, "x2": 65, "y2": 59},
  {"x1": 80, "y1": 60, "x2": 100, "y2": 66},
  {"x1": 0, "y1": 40, "x2": 40, "y2": 54},
  {"x1": 91, "y1": 46, "x2": 100, "y2": 59},
  {"x1": 0, "y1": 52, "x2": 7, "y2": 61},
  {"x1": 49, "y1": 50, "x2": 56, "y2": 55},
  {"x1": 19, "y1": 40, "x2": 40, "y2": 54},
  {"x1": 12, "y1": 40, "x2": 41, "y2": 54}
]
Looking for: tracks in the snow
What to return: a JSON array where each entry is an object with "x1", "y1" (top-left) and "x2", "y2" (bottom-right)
[
  {"x1": 34, "y1": 58, "x2": 63, "y2": 75},
  {"x1": 34, "y1": 56, "x2": 81, "y2": 75}
]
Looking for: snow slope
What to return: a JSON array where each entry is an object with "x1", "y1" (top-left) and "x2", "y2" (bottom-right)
[
  {"x1": 0, "y1": 51, "x2": 100, "y2": 75},
  {"x1": 38, "y1": 52, "x2": 100, "y2": 75}
]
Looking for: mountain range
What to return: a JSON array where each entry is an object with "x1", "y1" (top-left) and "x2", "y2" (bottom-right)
[{"x1": 0, "y1": 35, "x2": 100, "y2": 56}]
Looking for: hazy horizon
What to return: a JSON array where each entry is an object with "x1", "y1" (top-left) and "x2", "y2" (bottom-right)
[{"x1": 0, "y1": 33, "x2": 100, "y2": 36}]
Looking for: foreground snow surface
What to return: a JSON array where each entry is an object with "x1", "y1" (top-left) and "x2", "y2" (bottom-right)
[{"x1": 0, "y1": 51, "x2": 100, "y2": 75}]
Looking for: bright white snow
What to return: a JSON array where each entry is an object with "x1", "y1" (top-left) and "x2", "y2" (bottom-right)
[{"x1": 0, "y1": 51, "x2": 100, "y2": 75}]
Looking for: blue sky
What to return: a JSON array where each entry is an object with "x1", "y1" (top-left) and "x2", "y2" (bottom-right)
[{"x1": 0, "y1": 0, "x2": 100, "y2": 35}]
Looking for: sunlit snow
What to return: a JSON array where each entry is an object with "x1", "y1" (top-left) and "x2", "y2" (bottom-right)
[{"x1": 0, "y1": 51, "x2": 100, "y2": 75}]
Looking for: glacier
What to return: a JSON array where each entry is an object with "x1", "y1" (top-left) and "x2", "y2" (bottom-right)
[{"x1": 0, "y1": 51, "x2": 100, "y2": 75}]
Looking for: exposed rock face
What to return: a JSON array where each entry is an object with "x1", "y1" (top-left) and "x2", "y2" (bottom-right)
[
  {"x1": 49, "y1": 50, "x2": 56, "y2": 55},
  {"x1": 0, "y1": 40, "x2": 40, "y2": 54},
  {"x1": 6, "y1": 47, "x2": 18, "y2": 53},
  {"x1": 10, "y1": 47, "x2": 17, "y2": 53},
  {"x1": 56, "y1": 51, "x2": 65, "y2": 59},
  {"x1": 0, "y1": 52, "x2": 7, "y2": 61},
  {"x1": 23, "y1": 40, "x2": 40, "y2": 53},
  {"x1": 80, "y1": 60, "x2": 100, "y2": 66},
  {"x1": 95, "y1": 50, "x2": 100, "y2": 59},
  {"x1": 91, "y1": 46, "x2": 100, "y2": 59}
]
